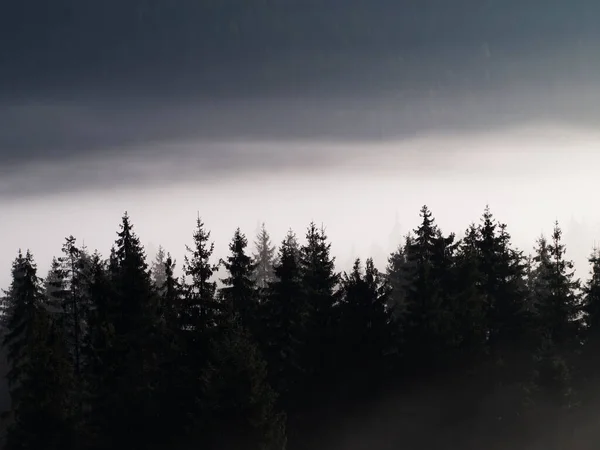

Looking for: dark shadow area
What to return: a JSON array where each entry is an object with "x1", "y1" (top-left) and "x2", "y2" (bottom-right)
[{"x1": 1, "y1": 207, "x2": 599, "y2": 449}]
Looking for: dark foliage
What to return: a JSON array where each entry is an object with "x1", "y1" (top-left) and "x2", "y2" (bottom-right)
[{"x1": 0, "y1": 206, "x2": 598, "y2": 450}]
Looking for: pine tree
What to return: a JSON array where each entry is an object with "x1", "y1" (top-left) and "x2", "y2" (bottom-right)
[
  {"x1": 577, "y1": 248, "x2": 600, "y2": 423},
  {"x1": 163, "y1": 217, "x2": 223, "y2": 446},
  {"x1": 42, "y1": 237, "x2": 92, "y2": 423},
  {"x1": 477, "y1": 206, "x2": 502, "y2": 349},
  {"x1": 44, "y1": 257, "x2": 68, "y2": 315},
  {"x1": 339, "y1": 258, "x2": 393, "y2": 397},
  {"x1": 496, "y1": 223, "x2": 531, "y2": 345},
  {"x1": 4, "y1": 251, "x2": 45, "y2": 401},
  {"x1": 583, "y1": 249, "x2": 600, "y2": 370},
  {"x1": 453, "y1": 224, "x2": 487, "y2": 362},
  {"x1": 253, "y1": 223, "x2": 277, "y2": 292},
  {"x1": 298, "y1": 222, "x2": 340, "y2": 399},
  {"x1": 3, "y1": 251, "x2": 74, "y2": 449},
  {"x1": 469, "y1": 208, "x2": 534, "y2": 437},
  {"x1": 385, "y1": 235, "x2": 413, "y2": 321},
  {"x1": 151, "y1": 245, "x2": 168, "y2": 295},
  {"x1": 182, "y1": 216, "x2": 219, "y2": 332},
  {"x1": 110, "y1": 213, "x2": 158, "y2": 333},
  {"x1": 58, "y1": 236, "x2": 89, "y2": 402},
  {"x1": 154, "y1": 253, "x2": 198, "y2": 449},
  {"x1": 402, "y1": 206, "x2": 456, "y2": 370},
  {"x1": 159, "y1": 254, "x2": 181, "y2": 328},
  {"x1": 88, "y1": 213, "x2": 162, "y2": 449},
  {"x1": 476, "y1": 208, "x2": 530, "y2": 359},
  {"x1": 220, "y1": 228, "x2": 258, "y2": 330},
  {"x1": 534, "y1": 222, "x2": 582, "y2": 351},
  {"x1": 523, "y1": 223, "x2": 581, "y2": 420},
  {"x1": 432, "y1": 227, "x2": 460, "y2": 347},
  {"x1": 530, "y1": 236, "x2": 551, "y2": 320},
  {"x1": 262, "y1": 230, "x2": 304, "y2": 406},
  {"x1": 81, "y1": 251, "x2": 114, "y2": 447},
  {"x1": 524, "y1": 253, "x2": 538, "y2": 315},
  {"x1": 199, "y1": 321, "x2": 286, "y2": 450}
]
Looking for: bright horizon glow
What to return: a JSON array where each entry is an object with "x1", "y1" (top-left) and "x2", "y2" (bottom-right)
[{"x1": 1, "y1": 122, "x2": 599, "y2": 290}]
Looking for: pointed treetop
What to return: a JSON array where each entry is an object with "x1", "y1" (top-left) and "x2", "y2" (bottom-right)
[
  {"x1": 183, "y1": 215, "x2": 217, "y2": 302},
  {"x1": 253, "y1": 222, "x2": 276, "y2": 290},
  {"x1": 151, "y1": 245, "x2": 168, "y2": 291},
  {"x1": 409, "y1": 206, "x2": 440, "y2": 258},
  {"x1": 284, "y1": 228, "x2": 298, "y2": 247},
  {"x1": 272, "y1": 229, "x2": 301, "y2": 284},
  {"x1": 220, "y1": 227, "x2": 258, "y2": 324},
  {"x1": 416, "y1": 205, "x2": 436, "y2": 231},
  {"x1": 113, "y1": 212, "x2": 148, "y2": 269}
]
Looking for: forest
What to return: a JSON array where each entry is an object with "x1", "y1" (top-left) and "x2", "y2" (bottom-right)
[{"x1": 1, "y1": 204, "x2": 599, "y2": 450}]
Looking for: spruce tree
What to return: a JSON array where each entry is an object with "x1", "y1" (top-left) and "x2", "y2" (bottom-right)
[
  {"x1": 81, "y1": 251, "x2": 114, "y2": 447},
  {"x1": 402, "y1": 206, "x2": 456, "y2": 370},
  {"x1": 577, "y1": 248, "x2": 600, "y2": 423},
  {"x1": 220, "y1": 228, "x2": 259, "y2": 330},
  {"x1": 476, "y1": 208, "x2": 530, "y2": 360},
  {"x1": 534, "y1": 222, "x2": 582, "y2": 351},
  {"x1": 58, "y1": 236, "x2": 89, "y2": 402},
  {"x1": 159, "y1": 253, "x2": 181, "y2": 328},
  {"x1": 151, "y1": 245, "x2": 168, "y2": 295},
  {"x1": 88, "y1": 213, "x2": 162, "y2": 449},
  {"x1": 4, "y1": 251, "x2": 45, "y2": 401},
  {"x1": 110, "y1": 213, "x2": 158, "y2": 333},
  {"x1": 470, "y1": 209, "x2": 533, "y2": 434},
  {"x1": 453, "y1": 224, "x2": 487, "y2": 362},
  {"x1": 298, "y1": 222, "x2": 340, "y2": 399},
  {"x1": 182, "y1": 216, "x2": 218, "y2": 332},
  {"x1": 385, "y1": 236, "x2": 413, "y2": 321},
  {"x1": 199, "y1": 321, "x2": 286, "y2": 450},
  {"x1": 477, "y1": 206, "x2": 503, "y2": 349},
  {"x1": 3, "y1": 251, "x2": 74, "y2": 449},
  {"x1": 432, "y1": 227, "x2": 460, "y2": 347},
  {"x1": 339, "y1": 258, "x2": 393, "y2": 397},
  {"x1": 524, "y1": 253, "x2": 538, "y2": 316},
  {"x1": 154, "y1": 254, "x2": 197, "y2": 448},
  {"x1": 253, "y1": 223, "x2": 277, "y2": 292},
  {"x1": 582, "y1": 249, "x2": 600, "y2": 373},
  {"x1": 525, "y1": 223, "x2": 581, "y2": 418},
  {"x1": 43, "y1": 237, "x2": 92, "y2": 421},
  {"x1": 44, "y1": 257, "x2": 68, "y2": 315},
  {"x1": 262, "y1": 230, "x2": 304, "y2": 406},
  {"x1": 530, "y1": 236, "x2": 551, "y2": 321},
  {"x1": 166, "y1": 217, "x2": 222, "y2": 445}
]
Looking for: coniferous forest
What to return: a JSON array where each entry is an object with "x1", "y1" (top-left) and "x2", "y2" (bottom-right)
[{"x1": 1, "y1": 205, "x2": 600, "y2": 450}]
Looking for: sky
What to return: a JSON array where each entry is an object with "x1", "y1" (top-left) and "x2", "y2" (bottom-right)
[{"x1": 1, "y1": 0, "x2": 600, "y2": 288}]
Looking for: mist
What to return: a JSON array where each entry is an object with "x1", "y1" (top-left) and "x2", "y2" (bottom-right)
[
  {"x1": 2, "y1": 122, "x2": 599, "y2": 290},
  {"x1": 2, "y1": 1, "x2": 600, "y2": 449}
]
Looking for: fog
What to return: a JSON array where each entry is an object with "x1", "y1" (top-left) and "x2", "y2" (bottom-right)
[{"x1": 1, "y1": 122, "x2": 599, "y2": 289}]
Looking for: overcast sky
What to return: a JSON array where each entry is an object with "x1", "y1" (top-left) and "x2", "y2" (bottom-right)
[{"x1": 1, "y1": 0, "x2": 599, "y2": 287}]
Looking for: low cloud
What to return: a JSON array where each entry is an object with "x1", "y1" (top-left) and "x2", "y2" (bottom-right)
[{"x1": 1, "y1": 0, "x2": 599, "y2": 197}]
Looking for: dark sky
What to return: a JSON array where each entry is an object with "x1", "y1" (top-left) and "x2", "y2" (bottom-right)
[
  {"x1": 2, "y1": 0, "x2": 598, "y2": 97},
  {"x1": 2, "y1": 0, "x2": 600, "y2": 288},
  {"x1": 1, "y1": 0, "x2": 599, "y2": 195}
]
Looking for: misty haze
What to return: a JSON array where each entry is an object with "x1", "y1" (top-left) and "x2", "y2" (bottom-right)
[{"x1": 1, "y1": 1, "x2": 600, "y2": 449}]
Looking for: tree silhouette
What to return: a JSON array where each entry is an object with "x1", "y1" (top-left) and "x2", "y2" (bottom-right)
[
  {"x1": 3, "y1": 251, "x2": 74, "y2": 450},
  {"x1": 253, "y1": 223, "x2": 277, "y2": 292},
  {"x1": 220, "y1": 228, "x2": 259, "y2": 331},
  {"x1": 1, "y1": 206, "x2": 600, "y2": 450},
  {"x1": 262, "y1": 231, "x2": 304, "y2": 398},
  {"x1": 182, "y1": 216, "x2": 219, "y2": 332},
  {"x1": 339, "y1": 258, "x2": 393, "y2": 398},
  {"x1": 151, "y1": 245, "x2": 168, "y2": 295}
]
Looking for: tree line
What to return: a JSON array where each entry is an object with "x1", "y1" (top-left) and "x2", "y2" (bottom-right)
[{"x1": 1, "y1": 205, "x2": 600, "y2": 450}]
